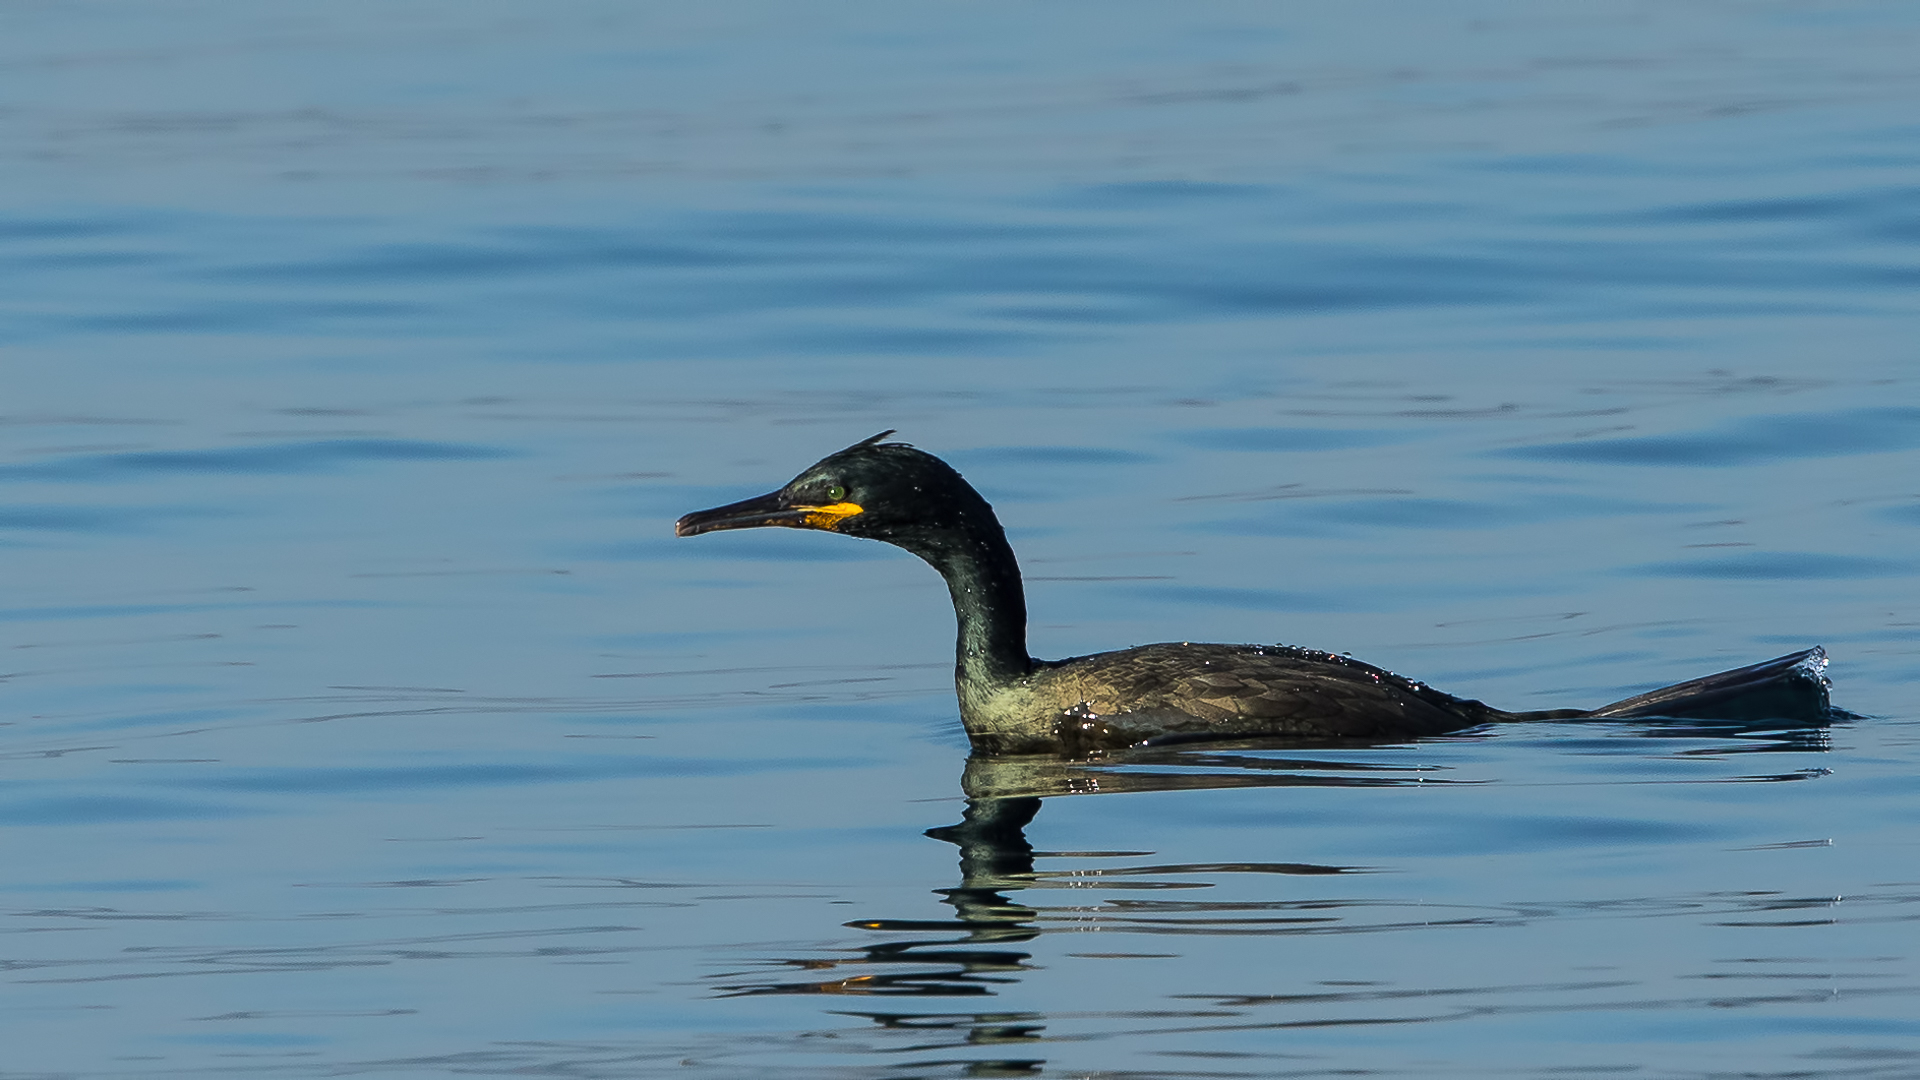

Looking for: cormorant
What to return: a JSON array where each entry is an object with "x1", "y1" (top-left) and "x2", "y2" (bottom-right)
[{"x1": 675, "y1": 432, "x2": 1833, "y2": 755}]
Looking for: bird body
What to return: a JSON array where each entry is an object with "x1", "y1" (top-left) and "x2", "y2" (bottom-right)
[
  {"x1": 970, "y1": 643, "x2": 1501, "y2": 755},
  {"x1": 675, "y1": 432, "x2": 1832, "y2": 755}
]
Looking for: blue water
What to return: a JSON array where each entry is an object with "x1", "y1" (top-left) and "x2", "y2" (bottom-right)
[{"x1": 4, "y1": 3, "x2": 1919, "y2": 1076}]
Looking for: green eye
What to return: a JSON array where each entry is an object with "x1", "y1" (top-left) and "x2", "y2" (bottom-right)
[{"x1": 826, "y1": 484, "x2": 848, "y2": 502}]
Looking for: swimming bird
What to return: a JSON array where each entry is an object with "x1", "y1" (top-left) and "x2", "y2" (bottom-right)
[{"x1": 675, "y1": 432, "x2": 1833, "y2": 755}]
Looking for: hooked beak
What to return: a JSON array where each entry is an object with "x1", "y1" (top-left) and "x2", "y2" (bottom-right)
[{"x1": 675, "y1": 490, "x2": 864, "y2": 537}]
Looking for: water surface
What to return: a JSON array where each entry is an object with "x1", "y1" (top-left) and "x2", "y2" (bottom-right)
[{"x1": 3, "y1": 3, "x2": 1919, "y2": 1077}]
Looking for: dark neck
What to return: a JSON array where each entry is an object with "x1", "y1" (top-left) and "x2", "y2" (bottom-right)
[{"x1": 893, "y1": 519, "x2": 1032, "y2": 693}]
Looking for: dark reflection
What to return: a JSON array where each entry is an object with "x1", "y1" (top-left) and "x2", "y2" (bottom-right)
[
  {"x1": 710, "y1": 743, "x2": 1431, "y2": 1005},
  {"x1": 951, "y1": 740, "x2": 1471, "y2": 801},
  {"x1": 715, "y1": 796, "x2": 1043, "y2": 1001},
  {"x1": 1609, "y1": 711, "x2": 1846, "y2": 748},
  {"x1": 714, "y1": 714, "x2": 1841, "y2": 1059}
]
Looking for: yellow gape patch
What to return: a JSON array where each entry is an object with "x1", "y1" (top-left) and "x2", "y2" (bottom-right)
[{"x1": 799, "y1": 501, "x2": 864, "y2": 530}]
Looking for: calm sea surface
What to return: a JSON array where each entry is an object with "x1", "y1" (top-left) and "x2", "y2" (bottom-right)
[{"x1": 4, "y1": 4, "x2": 1919, "y2": 1077}]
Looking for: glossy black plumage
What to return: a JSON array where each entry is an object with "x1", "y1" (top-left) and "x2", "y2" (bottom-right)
[{"x1": 676, "y1": 433, "x2": 1834, "y2": 755}]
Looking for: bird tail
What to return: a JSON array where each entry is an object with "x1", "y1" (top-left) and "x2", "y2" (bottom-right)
[{"x1": 1574, "y1": 646, "x2": 1833, "y2": 722}]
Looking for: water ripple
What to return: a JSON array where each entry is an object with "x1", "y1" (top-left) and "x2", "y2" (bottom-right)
[
  {"x1": 1499, "y1": 407, "x2": 1920, "y2": 467},
  {"x1": 0, "y1": 439, "x2": 512, "y2": 483}
]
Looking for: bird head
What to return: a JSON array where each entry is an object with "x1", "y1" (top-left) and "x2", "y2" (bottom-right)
[{"x1": 674, "y1": 431, "x2": 990, "y2": 547}]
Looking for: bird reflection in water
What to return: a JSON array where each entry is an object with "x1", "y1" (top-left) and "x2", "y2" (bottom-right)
[
  {"x1": 709, "y1": 713, "x2": 1839, "y2": 1063},
  {"x1": 717, "y1": 793, "x2": 1045, "y2": 1002},
  {"x1": 709, "y1": 748, "x2": 1399, "y2": 1000}
]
